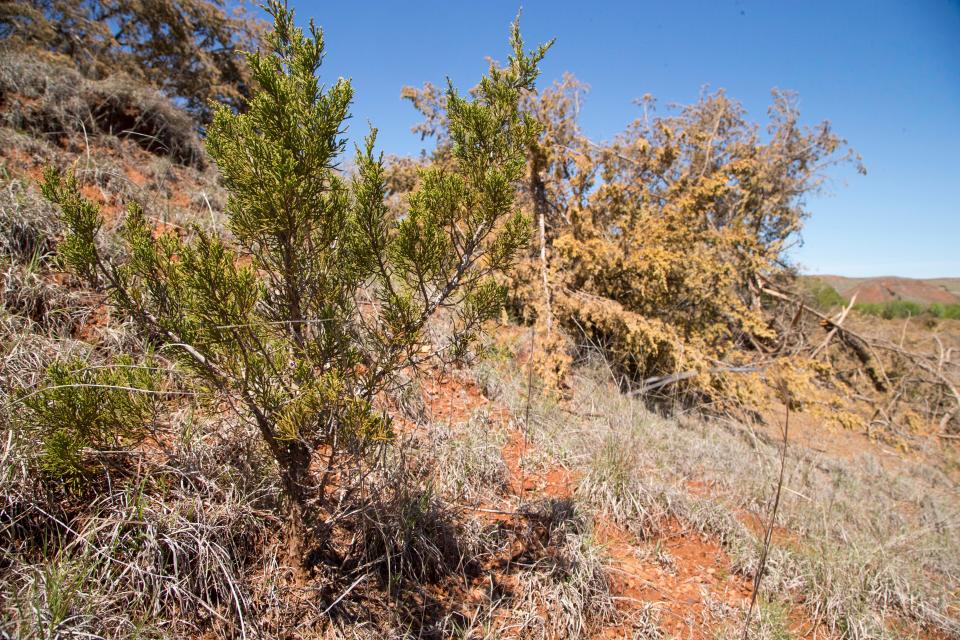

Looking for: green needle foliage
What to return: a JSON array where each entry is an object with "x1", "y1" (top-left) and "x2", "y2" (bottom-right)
[
  {"x1": 22, "y1": 356, "x2": 161, "y2": 486},
  {"x1": 39, "y1": 0, "x2": 548, "y2": 541}
]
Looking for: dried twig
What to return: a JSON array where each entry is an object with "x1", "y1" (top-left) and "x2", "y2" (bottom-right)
[
  {"x1": 812, "y1": 292, "x2": 857, "y2": 358},
  {"x1": 760, "y1": 278, "x2": 960, "y2": 421},
  {"x1": 741, "y1": 403, "x2": 790, "y2": 640}
]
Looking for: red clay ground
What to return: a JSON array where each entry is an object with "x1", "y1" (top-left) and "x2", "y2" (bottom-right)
[{"x1": 417, "y1": 369, "x2": 837, "y2": 639}]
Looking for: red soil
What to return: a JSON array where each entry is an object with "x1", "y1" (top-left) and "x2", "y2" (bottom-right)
[
  {"x1": 416, "y1": 371, "x2": 836, "y2": 639},
  {"x1": 593, "y1": 516, "x2": 753, "y2": 640},
  {"x1": 852, "y1": 278, "x2": 958, "y2": 305}
]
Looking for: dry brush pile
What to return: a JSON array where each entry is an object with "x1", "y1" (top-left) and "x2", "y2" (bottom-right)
[{"x1": 401, "y1": 71, "x2": 959, "y2": 441}]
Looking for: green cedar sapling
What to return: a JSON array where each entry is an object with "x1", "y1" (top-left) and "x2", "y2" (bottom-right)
[{"x1": 39, "y1": 0, "x2": 550, "y2": 559}]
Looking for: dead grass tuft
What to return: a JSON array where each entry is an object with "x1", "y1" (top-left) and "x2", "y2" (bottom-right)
[
  {"x1": 0, "y1": 417, "x2": 273, "y2": 639},
  {"x1": 0, "y1": 50, "x2": 205, "y2": 168},
  {"x1": 482, "y1": 347, "x2": 960, "y2": 639}
]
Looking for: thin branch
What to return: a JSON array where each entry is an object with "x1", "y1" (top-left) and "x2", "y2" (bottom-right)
[
  {"x1": 10, "y1": 383, "x2": 199, "y2": 408},
  {"x1": 741, "y1": 403, "x2": 790, "y2": 640}
]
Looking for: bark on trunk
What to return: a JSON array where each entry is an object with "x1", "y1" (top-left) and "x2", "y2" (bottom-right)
[
  {"x1": 529, "y1": 152, "x2": 552, "y2": 334},
  {"x1": 276, "y1": 440, "x2": 313, "y2": 570}
]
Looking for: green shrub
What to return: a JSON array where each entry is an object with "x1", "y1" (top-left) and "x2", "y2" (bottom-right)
[
  {"x1": 21, "y1": 356, "x2": 160, "y2": 485},
  {"x1": 853, "y1": 300, "x2": 960, "y2": 320},
  {"x1": 803, "y1": 280, "x2": 845, "y2": 311},
  {"x1": 928, "y1": 303, "x2": 960, "y2": 320},
  {"x1": 888, "y1": 300, "x2": 924, "y2": 318},
  {"x1": 39, "y1": 1, "x2": 548, "y2": 554}
]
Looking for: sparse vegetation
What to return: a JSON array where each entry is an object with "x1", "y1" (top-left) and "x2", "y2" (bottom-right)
[
  {"x1": 487, "y1": 349, "x2": 960, "y2": 639},
  {"x1": 854, "y1": 300, "x2": 960, "y2": 320},
  {"x1": 0, "y1": 2, "x2": 957, "y2": 639}
]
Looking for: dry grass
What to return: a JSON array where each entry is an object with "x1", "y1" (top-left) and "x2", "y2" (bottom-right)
[
  {"x1": 304, "y1": 419, "x2": 620, "y2": 639},
  {"x1": 485, "y1": 345, "x2": 960, "y2": 639},
  {"x1": 0, "y1": 240, "x2": 272, "y2": 638},
  {"x1": 425, "y1": 410, "x2": 510, "y2": 505},
  {"x1": 0, "y1": 50, "x2": 205, "y2": 168},
  {"x1": 0, "y1": 411, "x2": 276, "y2": 639},
  {"x1": 503, "y1": 517, "x2": 617, "y2": 639},
  {"x1": 0, "y1": 177, "x2": 89, "y2": 336},
  {"x1": 0, "y1": 403, "x2": 622, "y2": 637}
]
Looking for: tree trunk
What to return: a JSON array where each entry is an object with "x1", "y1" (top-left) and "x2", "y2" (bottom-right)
[
  {"x1": 245, "y1": 399, "x2": 315, "y2": 570},
  {"x1": 276, "y1": 439, "x2": 313, "y2": 570},
  {"x1": 530, "y1": 151, "x2": 552, "y2": 334}
]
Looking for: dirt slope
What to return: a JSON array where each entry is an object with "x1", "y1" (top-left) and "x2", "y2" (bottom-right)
[{"x1": 812, "y1": 274, "x2": 960, "y2": 304}]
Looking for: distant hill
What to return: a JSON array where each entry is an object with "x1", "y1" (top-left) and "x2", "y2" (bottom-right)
[
  {"x1": 925, "y1": 278, "x2": 960, "y2": 298},
  {"x1": 810, "y1": 275, "x2": 960, "y2": 305}
]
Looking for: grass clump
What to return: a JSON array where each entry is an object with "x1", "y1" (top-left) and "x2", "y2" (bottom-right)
[
  {"x1": 0, "y1": 482, "x2": 269, "y2": 639},
  {"x1": 428, "y1": 412, "x2": 509, "y2": 504}
]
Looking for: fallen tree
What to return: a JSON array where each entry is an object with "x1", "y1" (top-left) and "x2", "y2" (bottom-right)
[{"x1": 403, "y1": 74, "x2": 959, "y2": 437}]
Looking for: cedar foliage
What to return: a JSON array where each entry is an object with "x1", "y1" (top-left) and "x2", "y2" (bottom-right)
[
  {"x1": 0, "y1": 0, "x2": 263, "y2": 122},
  {"x1": 405, "y1": 78, "x2": 867, "y2": 410},
  {"x1": 541, "y1": 90, "x2": 864, "y2": 397},
  {"x1": 22, "y1": 356, "x2": 161, "y2": 486},
  {"x1": 36, "y1": 1, "x2": 548, "y2": 548}
]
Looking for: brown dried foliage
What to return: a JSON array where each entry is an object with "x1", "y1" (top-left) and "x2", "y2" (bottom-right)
[
  {"x1": 0, "y1": 0, "x2": 263, "y2": 123},
  {"x1": 406, "y1": 74, "x2": 958, "y2": 434}
]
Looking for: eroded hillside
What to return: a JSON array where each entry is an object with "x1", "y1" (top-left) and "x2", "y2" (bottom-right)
[
  {"x1": 813, "y1": 275, "x2": 960, "y2": 305},
  {"x1": 1, "y1": 3, "x2": 958, "y2": 639}
]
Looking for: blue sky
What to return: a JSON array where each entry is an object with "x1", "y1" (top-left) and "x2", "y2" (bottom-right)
[{"x1": 277, "y1": 0, "x2": 960, "y2": 278}]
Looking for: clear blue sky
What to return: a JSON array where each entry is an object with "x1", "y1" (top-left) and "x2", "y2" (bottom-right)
[{"x1": 275, "y1": 0, "x2": 960, "y2": 278}]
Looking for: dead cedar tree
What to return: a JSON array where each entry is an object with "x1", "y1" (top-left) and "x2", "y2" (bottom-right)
[
  {"x1": 0, "y1": 0, "x2": 263, "y2": 123},
  {"x1": 406, "y1": 79, "x2": 866, "y2": 407},
  {"x1": 37, "y1": 2, "x2": 550, "y2": 563}
]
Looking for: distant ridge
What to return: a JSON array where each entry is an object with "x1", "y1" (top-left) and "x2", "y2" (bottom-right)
[{"x1": 810, "y1": 275, "x2": 960, "y2": 305}]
